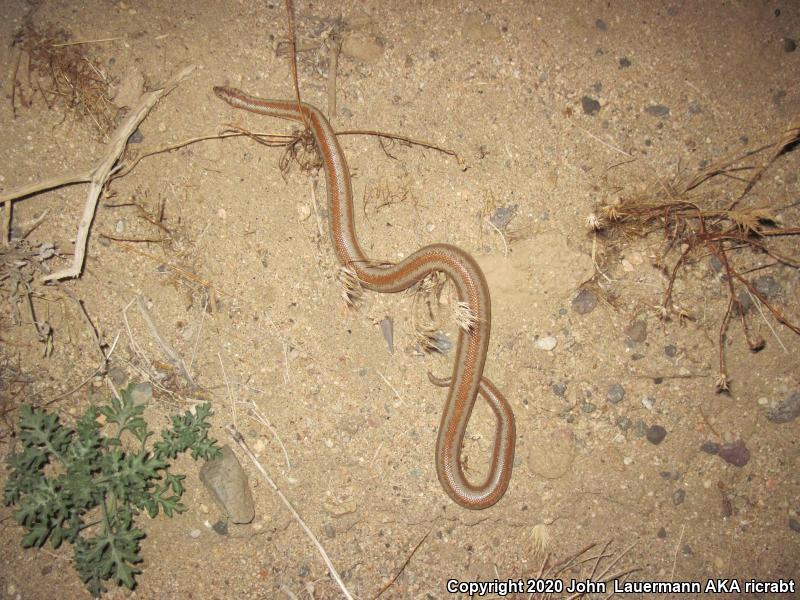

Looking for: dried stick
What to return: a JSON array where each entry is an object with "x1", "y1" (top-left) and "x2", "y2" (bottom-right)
[
  {"x1": 227, "y1": 425, "x2": 355, "y2": 600},
  {"x1": 136, "y1": 295, "x2": 195, "y2": 387},
  {"x1": 373, "y1": 528, "x2": 431, "y2": 599},
  {"x1": 0, "y1": 65, "x2": 195, "y2": 273}
]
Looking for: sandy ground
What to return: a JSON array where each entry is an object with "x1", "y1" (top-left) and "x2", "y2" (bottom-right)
[{"x1": 1, "y1": 1, "x2": 799, "y2": 599}]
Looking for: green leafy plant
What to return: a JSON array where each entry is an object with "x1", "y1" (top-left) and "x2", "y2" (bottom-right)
[{"x1": 3, "y1": 384, "x2": 221, "y2": 597}]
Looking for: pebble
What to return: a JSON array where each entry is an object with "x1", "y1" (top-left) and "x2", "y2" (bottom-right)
[
  {"x1": 700, "y1": 441, "x2": 720, "y2": 454},
  {"x1": 784, "y1": 37, "x2": 797, "y2": 52},
  {"x1": 489, "y1": 204, "x2": 518, "y2": 229},
  {"x1": 380, "y1": 317, "x2": 394, "y2": 354},
  {"x1": 790, "y1": 518, "x2": 800, "y2": 533},
  {"x1": 199, "y1": 445, "x2": 256, "y2": 524},
  {"x1": 535, "y1": 335, "x2": 558, "y2": 351},
  {"x1": 619, "y1": 57, "x2": 631, "y2": 68},
  {"x1": 616, "y1": 415, "x2": 631, "y2": 431},
  {"x1": 571, "y1": 288, "x2": 597, "y2": 314},
  {"x1": 718, "y1": 440, "x2": 750, "y2": 467},
  {"x1": 664, "y1": 344, "x2": 677, "y2": 357},
  {"x1": 324, "y1": 523, "x2": 336, "y2": 539},
  {"x1": 581, "y1": 96, "x2": 601, "y2": 116},
  {"x1": 108, "y1": 366, "x2": 127, "y2": 387},
  {"x1": 552, "y1": 382, "x2": 567, "y2": 397},
  {"x1": 212, "y1": 521, "x2": 228, "y2": 535},
  {"x1": 115, "y1": 220, "x2": 125, "y2": 233},
  {"x1": 606, "y1": 383, "x2": 625, "y2": 404},
  {"x1": 709, "y1": 255, "x2": 723, "y2": 273},
  {"x1": 595, "y1": 18, "x2": 608, "y2": 31},
  {"x1": 688, "y1": 101, "x2": 702, "y2": 115},
  {"x1": 656, "y1": 527, "x2": 667, "y2": 539},
  {"x1": 129, "y1": 381, "x2": 153, "y2": 405},
  {"x1": 766, "y1": 391, "x2": 800, "y2": 423},
  {"x1": 646, "y1": 425, "x2": 667, "y2": 445},
  {"x1": 128, "y1": 128, "x2": 144, "y2": 144},
  {"x1": 581, "y1": 402, "x2": 597, "y2": 413},
  {"x1": 633, "y1": 419, "x2": 648, "y2": 437},
  {"x1": 189, "y1": 528, "x2": 201, "y2": 539},
  {"x1": 296, "y1": 203, "x2": 311, "y2": 221},
  {"x1": 624, "y1": 319, "x2": 648, "y2": 343},
  {"x1": 673, "y1": 489, "x2": 686, "y2": 505},
  {"x1": 645, "y1": 104, "x2": 670, "y2": 117},
  {"x1": 753, "y1": 275, "x2": 781, "y2": 298}
]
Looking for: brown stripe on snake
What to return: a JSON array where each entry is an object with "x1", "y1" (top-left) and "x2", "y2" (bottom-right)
[{"x1": 214, "y1": 86, "x2": 515, "y2": 509}]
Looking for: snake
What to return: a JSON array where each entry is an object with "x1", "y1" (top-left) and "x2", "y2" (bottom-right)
[{"x1": 214, "y1": 86, "x2": 515, "y2": 509}]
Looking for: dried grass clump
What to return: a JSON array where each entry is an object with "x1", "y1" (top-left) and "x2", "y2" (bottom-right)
[
  {"x1": 589, "y1": 123, "x2": 800, "y2": 392},
  {"x1": 10, "y1": 24, "x2": 116, "y2": 136}
]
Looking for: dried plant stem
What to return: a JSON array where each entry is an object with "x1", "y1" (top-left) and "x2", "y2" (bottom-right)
[
  {"x1": 0, "y1": 65, "x2": 195, "y2": 277},
  {"x1": 227, "y1": 426, "x2": 355, "y2": 600}
]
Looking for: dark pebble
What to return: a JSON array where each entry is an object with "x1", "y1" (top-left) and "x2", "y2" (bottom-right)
[
  {"x1": 664, "y1": 344, "x2": 677, "y2": 357},
  {"x1": 619, "y1": 57, "x2": 631, "y2": 68},
  {"x1": 682, "y1": 544, "x2": 693, "y2": 556},
  {"x1": 688, "y1": 100, "x2": 702, "y2": 115},
  {"x1": 616, "y1": 415, "x2": 631, "y2": 431},
  {"x1": 646, "y1": 425, "x2": 667, "y2": 445},
  {"x1": 128, "y1": 128, "x2": 144, "y2": 144},
  {"x1": 774, "y1": 89, "x2": 787, "y2": 105},
  {"x1": 489, "y1": 204, "x2": 518, "y2": 229},
  {"x1": 673, "y1": 489, "x2": 686, "y2": 505},
  {"x1": 552, "y1": 382, "x2": 568, "y2": 397},
  {"x1": 299, "y1": 565, "x2": 310, "y2": 577},
  {"x1": 657, "y1": 527, "x2": 667, "y2": 539},
  {"x1": 625, "y1": 319, "x2": 648, "y2": 343},
  {"x1": 784, "y1": 38, "x2": 797, "y2": 53},
  {"x1": 595, "y1": 18, "x2": 607, "y2": 31},
  {"x1": 212, "y1": 520, "x2": 228, "y2": 535},
  {"x1": 718, "y1": 440, "x2": 750, "y2": 467},
  {"x1": 581, "y1": 402, "x2": 597, "y2": 413},
  {"x1": 572, "y1": 288, "x2": 598, "y2": 314},
  {"x1": 581, "y1": 96, "x2": 601, "y2": 115},
  {"x1": 607, "y1": 383, "x2": 625, "y2": 404},
  {"x1": 709, "y1": 255, "x2": 723, "y2": 273},
  {"x1": 753, "y1": 275, "x2": 781, "y2": 298},
  {"x1": 645, "y1": 104, "x2": 670, "y2": 117},
  {"x1": 790, "y1": 518, "x2": 800, "y2": 533},
  {"x1": 766, "y1": 391, "x2": 800, "y2": 423},
  {"x1": 700, "y1": 441, "x2": 720, "y2": 454}
]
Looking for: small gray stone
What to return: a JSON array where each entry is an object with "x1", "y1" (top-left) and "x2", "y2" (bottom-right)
[
  {"x1": 673, "y1": 489, "x2": 686, "y2": 505},
  {"x1": 552, "y1": 382, "x2": 567, "y2": 397},
  {"x1": 535, "y1": 335, "x2": 558, "y2": 351},
  {"x1": 646, "y1": 425, "x2": 667, "y2": 445},
  {"x1": 616, "y1": 415, "x2": 631, "y2": 431},
  {"x1": 212, "y1": 520, "x2": 228, "y2": 535},
  {"x1": 581, "y1": 402, "x2": 597, "y2": 413},
  {"x1": 619, "y1": 57, "x2": 631, "y2": 68},
  {"x1": 753, "y1": 275, "x2": 781, "y2": 299},
  {"x1": 718, "y1": 440, "x2": 750, "y2": 467},
  {"x1": 606, "y1": 383, "x2": 625, "y2": 404},
  {"x1": 129, "y1": 382, "x2": 153, "y2": 405},
  {"x1": 766, "y1": 391, "x2": 800, "y2": 423},
  {"x1": 581, "y1": 96, "x2": 601, "y2": 116},
  {"x1": 790, "y1": 518, "x2": 800, "y2": 533},
  {"x1": 784, "y1": 37, "x2": 797, "y2": 52},
  {"x1": 572, "y1": 288, "x2": 598, "y2": 314},
  {"x1": 489, "y1": 204, "x2": 518, "y2": 229},
  {"x1": 633, "y1": 419, "x2": 648, "y2": 437},
  {"x1": 128, "y1": 128, "x2": 144, "y2": 144},
  {"x1": 700, "y1": 441, "x2": 720, "y2": 454},
  {"x1": 324, "y1": 523, "x2": 336, "y2": 539},
  {"x1": 200, "y1": 445, "x2": 256, "y2": 524},
  {"x1": 642, "y1": 396, "x2": 655, "y2": 410},
  {"x1": 624, "y1": 320, "x2": 648, "y2": 343},
  {"x1": 709, "y1": 255, "x2": 723, "y2": 273},
  {"x1": 664, "y1": 344, "x2": 677, "y2": 357},
  {"x1": 645, "y1": 104, "x2": 670, "y2": 117},
  {"x1": 108, "y1": 367, "x2": 128, "y2": 387},
  {"x1": 656, "y1": 527, "x2": 667, "y2": 539},
  {"x1": 189, "y1": 528, "x2": 201, "y2": 539},
  {"x1": 595, "y1": 18, "x2": 607, "y2": 31},
  {"x1": 688, "y1": 101, "x2": 702, "y2": 115}
]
